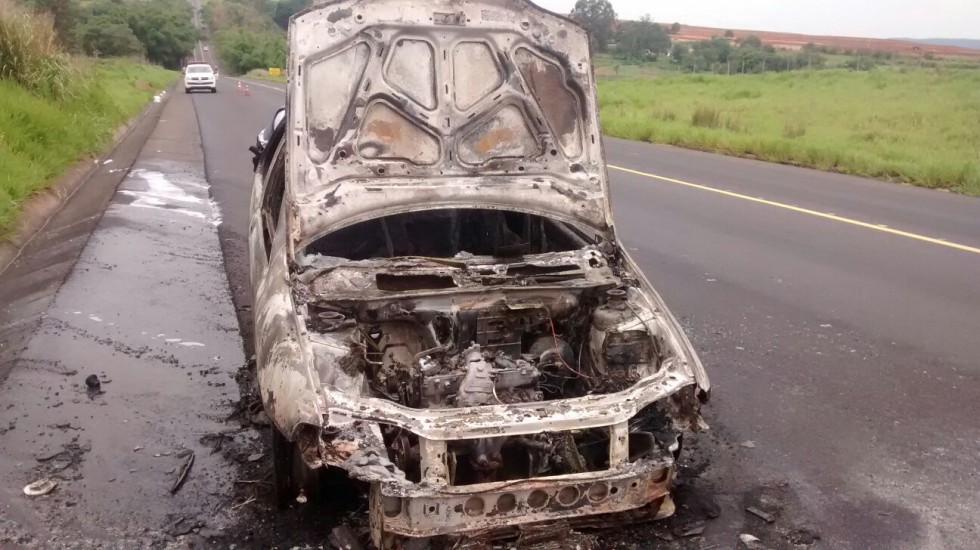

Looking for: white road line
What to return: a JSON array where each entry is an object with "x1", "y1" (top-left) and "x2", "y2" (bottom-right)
[
  {"x1": 242, "y1": 79, "x2": 286, "y2": 93},
  {"x1": 609, "y1": 164, "x2": 980, "y2": 257}
]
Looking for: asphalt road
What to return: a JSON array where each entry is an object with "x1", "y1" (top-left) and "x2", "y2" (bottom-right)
[
  {"x1": 2, "y1": 57, "x2": 978, "y2": 547},
  {"x1": 187, "y1": 73, "x2": 980, "y2": 548}
]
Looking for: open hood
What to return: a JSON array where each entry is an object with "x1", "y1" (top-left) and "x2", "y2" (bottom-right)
[{"x1": 286, "y1": 0, "x2": 614, "y2": 248}]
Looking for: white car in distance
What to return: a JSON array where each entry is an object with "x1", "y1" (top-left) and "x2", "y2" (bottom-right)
[{"x1": 184, "y1": 63, "x2": 216, "y2": 94}]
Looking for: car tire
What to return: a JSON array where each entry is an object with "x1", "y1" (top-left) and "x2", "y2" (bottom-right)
[
  {"x1": 184, "y1": 88, "x2": 190, "y2": 94},
  {"x1": 271, "y1": 425, "x2": 296, "y2": 509},
  {"x1": 211, "y1": 87, "x2": 217, "y2": 93},
  {"x1": 271, "y1": 425, "x2": 325, "y2": 509}
]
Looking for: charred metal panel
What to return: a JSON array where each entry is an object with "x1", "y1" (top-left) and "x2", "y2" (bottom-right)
[
  {"x1": 250, "y1": 170, "x2": 326, "y2": 438},
  {"x1": 452, "y1": 42, "x2": 502, "y2": 110},
  {"x1": 287, "y1": 0, "x2": 613, "y2": 246},
  {"x1": 385, "y1": 38, "x2": 437, "y2": 109},
  {"x1": 306, "y1": 43, "x2": 370, "y2": 161}
]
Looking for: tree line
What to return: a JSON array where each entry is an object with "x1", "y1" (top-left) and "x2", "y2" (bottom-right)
[
  {"x1": 669, "y1": 36, "x2": 829, "y2": 74},
  {"x1": 24, "y1": 0, "x2": 196, "y2": 69},
  {"x1": 205, "y1": 0, "x2": 310, "y2": 75},
  {"x1": 571, "y1": 0, "x2": 838, "y2": 74},
  {"x1": 22, "y1": 0, "x2": 312, "y2": 75}
]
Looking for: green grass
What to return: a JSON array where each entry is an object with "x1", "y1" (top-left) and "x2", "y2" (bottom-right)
[
  {"x1": 598, "y1": 68, "x2": 980, "y2": 194},
  {"x1": 247, "y1": 68, "x2": 286, "y2": 83},
  {"x1": 0, "y1": 58, "x2": 176, "y2": 235}
]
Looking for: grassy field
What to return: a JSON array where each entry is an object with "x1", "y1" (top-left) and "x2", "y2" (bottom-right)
[
  {"x1": 598, "y1": 68, "x2": 980, "y2": 194},
  {"x1": 0, "y1": 59, "x2": 176, "y2": 235}
]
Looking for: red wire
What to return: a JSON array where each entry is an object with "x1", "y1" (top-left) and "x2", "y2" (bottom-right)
[{"x1": 547, "y1": 317, "x2": 596, "y2": 380}]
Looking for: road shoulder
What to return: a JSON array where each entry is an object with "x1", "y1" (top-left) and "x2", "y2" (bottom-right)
[
  {"x1": 0, "y1": 90, "x2": 246, "y2": 546},
  {"x1": 0, "y1": 91, "x2": 171, "y2": 380}
]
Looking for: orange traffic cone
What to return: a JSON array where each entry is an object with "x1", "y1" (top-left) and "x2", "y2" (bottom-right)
[
  {"x1": 236, "y1": 81, "x2": 243, "y2": 94},
  {"x1": 244, "y1": 84, "x2": 251, "y2": 96}
]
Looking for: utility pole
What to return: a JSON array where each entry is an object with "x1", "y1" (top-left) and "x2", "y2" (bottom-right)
[{"x1": 727, "y1": 59, "x2": 731, "y2": 75}]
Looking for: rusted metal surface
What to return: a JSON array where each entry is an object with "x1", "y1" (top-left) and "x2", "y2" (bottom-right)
[
  {"x1": 372, "y1": 455, "x2": 675, "y2": 538},
  {"x1": 357, "y1": 102, "x2": 441, "y2": 164},
  {"x1": 513, "y1": 47, "x2": 584, "y2": 158},
  {"x1": 248, "y1": 0, "x2": 712, "y2": 544}
]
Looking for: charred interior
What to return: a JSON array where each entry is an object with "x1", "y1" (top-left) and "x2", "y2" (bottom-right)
[
  {"x1": 305, "y1": 208, "x2": 592, "y2": 260},
  {"x1": 291, "y1": 209, "x2": 686, "y2": 485}
]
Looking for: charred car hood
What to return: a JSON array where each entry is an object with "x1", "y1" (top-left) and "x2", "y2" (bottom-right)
[{"x1": 287, "y1": 0, "x2": 613, "y2": 247}]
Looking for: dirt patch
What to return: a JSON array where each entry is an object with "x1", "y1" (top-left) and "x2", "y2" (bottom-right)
[{"x1": 671, "y1": 24, "x2": 980, "y2": 58}]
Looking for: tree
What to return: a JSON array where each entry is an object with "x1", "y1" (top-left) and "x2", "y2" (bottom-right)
[
  {"x1": 738, "y1": 34, "x2": 763, "y2": 49},
  {"x1": 570, "y1": 0, "x2": 616, "y2": 53},
  {"x1": 124, "y1": 0, "x2": 196, "y2": 68},
  {"x1": 669, "y1": 42, "x2": 689, "y2": 64},
  {"x1": 272, "y1": 0, "x2": 308, "y2": 29},
  {"x1": 76, "y1": 15, "x2": 145, "y2": 57},
  {"x1": 724, "y1": 29, "x2": 734, "y2": 38},
  {"x1": 695, "y1": 36, "x2": 733, "y2": 63},
  {"x1": 70, "y1": 0, "x2": 195, "y2": 67},
  {"x1": 669, "y1": 22, "x2": 681, "y2": 34},
  {"x1": 215, "y1": 28, "x2": 285, "y2": 74},
  {"x1": 615, "y1": 15, "x2": 671, "y2": 61}
]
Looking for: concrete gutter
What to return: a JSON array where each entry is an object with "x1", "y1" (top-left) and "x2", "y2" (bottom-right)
[
  {"x1": 0, "y1": 84, "x2": 174, "y2": 277},
  {"x1": 0, "y1": 89, "x2": 246, "y2": 544},
  {"x1": 0, "y1": 83, "x2": 175, "y2": 378}
]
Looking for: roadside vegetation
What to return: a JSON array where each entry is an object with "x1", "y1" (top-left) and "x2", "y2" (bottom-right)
[
  {"x1": 567, "y1": 0, "x2": 980, "y2": 194},
  {"x1": 0, "y1": 0, "x2": 177, "y2": 236},
  {"x1": 21, "y1": 0, "x2": 197, "y2": 69},
  {"x1": 247, "y1": 68, "x2": 285, "y2": 83},
  {"x1": 598, "y1": 69, "x2": 980, "y2": 194}
]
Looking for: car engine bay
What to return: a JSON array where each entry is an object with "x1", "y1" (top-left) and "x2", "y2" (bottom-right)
[{"x1": 288, "y1": 209, "x2": 698, "y2": 485}]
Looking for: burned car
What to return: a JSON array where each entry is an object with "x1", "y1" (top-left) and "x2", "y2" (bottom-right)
[{"x1": 248, "y1": 0, "x2": 710, "y2": 546}]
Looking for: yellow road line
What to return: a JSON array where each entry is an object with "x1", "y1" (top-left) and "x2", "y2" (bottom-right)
[{"x1": 608, "y1": 164, "x2": 980, "y2": 256}]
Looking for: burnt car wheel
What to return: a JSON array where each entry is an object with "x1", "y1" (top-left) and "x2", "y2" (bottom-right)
[
  {"x1": 271, "y1": 425, "x2": 295, "y2": 509},
  {"x1": 271, "y1": 425, "x2": 325, "y2": 508}
]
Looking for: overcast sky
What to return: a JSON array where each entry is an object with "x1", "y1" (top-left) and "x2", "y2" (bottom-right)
[{"x1": 532, "y1": 0, "x2": 980, "y2": 39}]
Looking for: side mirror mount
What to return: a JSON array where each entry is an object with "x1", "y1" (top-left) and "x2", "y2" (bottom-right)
[
  {"x1": 251, "y1": 107, "x2": 286, "y2": 172},
  {"x1": 249, "y1": 144, "x2": 262, "y2": 171}
]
